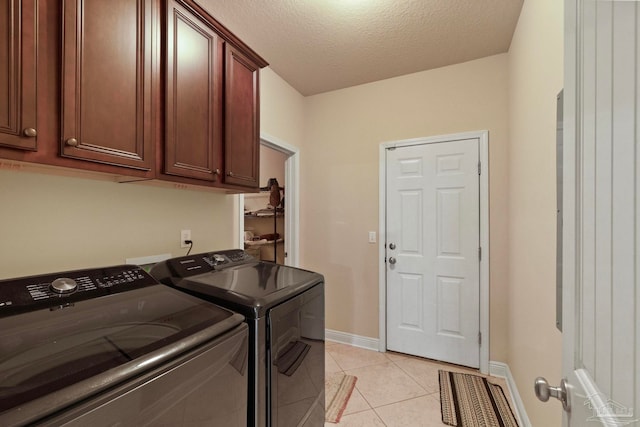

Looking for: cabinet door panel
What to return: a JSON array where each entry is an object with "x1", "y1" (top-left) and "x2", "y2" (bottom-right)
[
  {"x1": 225, "y1": 45, "x2": 259, "y2": 188},
  {"x1": 61, "y1": 0, "x2": 153, "y2": 170},
  {"x1": 0, "y1": 0, "x2": 37, "y2": 151},
  {"x1": 164, "y1": 0, "x2": 223, "y2": 181}
]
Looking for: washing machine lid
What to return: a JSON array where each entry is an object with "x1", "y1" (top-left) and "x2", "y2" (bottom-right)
[
  {"x1": 0, "y1": 282, "x2": 242, "y2": 419},
  {"x1": 152, "y1": 254, "x2": 324, "y2": 318}
]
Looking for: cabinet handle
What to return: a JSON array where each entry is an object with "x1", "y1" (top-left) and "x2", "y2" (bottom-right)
[
  {"x1": 66, "y1": 138, "x2": 79, "y2": 147},
  {"x1": 214, "y1": 169, "x2": 221, "y2": 175},
  {"x1": 228, "y1": 171, "x2": 234, "y2": 177},
  {"x1": 23, "y1": 128, "x2": 37, "y2": 137}
]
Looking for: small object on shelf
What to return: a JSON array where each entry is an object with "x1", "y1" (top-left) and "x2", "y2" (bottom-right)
[
  {"x1": 268, "y1": 178, "x2": 281, "y2": 209},
  {"x1": 259, "y1": 233, "x2": 279, "y2": 241}
]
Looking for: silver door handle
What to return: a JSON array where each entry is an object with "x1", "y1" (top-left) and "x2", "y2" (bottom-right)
[
  {"x1": 534, "y1": 377, "x2": 570, "y2": 411},
  {"x1": 389, "y1": 243, "x2": 396, "y2": 250},
  {"x1": 388, "y1": 257, "x2": 396, "y2": 265}
]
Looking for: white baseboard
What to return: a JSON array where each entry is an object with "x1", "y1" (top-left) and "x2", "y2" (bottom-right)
[
  {"x1": 325, "y1": 329, "x2": 379, "y2": 351},
  {"x1": 489, "y1": 361, "x2": 532, "y2": 427}
]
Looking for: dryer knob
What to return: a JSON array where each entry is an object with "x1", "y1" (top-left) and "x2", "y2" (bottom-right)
[{"x1": 51, "y1": 278, "x2": 78, "y2": 294}]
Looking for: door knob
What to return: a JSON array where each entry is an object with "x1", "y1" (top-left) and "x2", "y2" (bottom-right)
[
  {"x1": 388, "y1": 257, "x2": 397, "y2": 265},
  {"x1": 534, "y1": 377, "x2": 570, "y2": 411},
  {"x1": 389, "y1": 243, "x2": 396, "y2": 250}
]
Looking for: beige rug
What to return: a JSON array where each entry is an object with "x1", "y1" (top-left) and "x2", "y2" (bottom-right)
[
  {"x1": 325, "y1": 373, "x2": 358, "y2": 423},
  {"x1": 439, "y1": 370, "x2": 519, "y2": 427}
]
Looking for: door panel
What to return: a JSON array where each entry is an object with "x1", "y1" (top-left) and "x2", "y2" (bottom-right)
[
  {"x1": 165, "y1": 0, "x2": 223, "y2": 181},
  {"x1": 386, "y1": 139, "x2": 480, "y2": 368},
  {"x1": 0, "y1": 0, "x2": 37, "y2": 151},
  {"x1": 61, "y1": 0, "x2": 153, "y2": 170},
  {"x1": 561, "y1": 0, "x2": 640, "y2": 424},
  {"x1": 224, "y1": 45, "x2": 259, "y2": 188}
]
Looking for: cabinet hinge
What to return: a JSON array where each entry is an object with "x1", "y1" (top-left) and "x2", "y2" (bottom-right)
[
  {"x1": 478, "y1": 247, "x2": 482, "y2": 261},
  {"x1": 478, "y1": 332, "x2": 482, "y2": 345},
  {"x1": 478, "y1": 161, "x2": 482, "y2": 175}
]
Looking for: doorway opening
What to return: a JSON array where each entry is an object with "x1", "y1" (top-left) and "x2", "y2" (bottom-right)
[
  {"x1": 378, "y1": 130, "x2": 490, "y2": 373},
  {"x1": 237, "y1": 133, "x2": 300, "y2": 267}
]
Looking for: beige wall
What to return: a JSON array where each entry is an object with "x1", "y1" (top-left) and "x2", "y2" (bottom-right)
[
  {"x1": 301, "y1": 54, "x2": 510, "y2": 362},
  {"x1": 0, "y1": 167, "x2": 236, "y2": 279},
  {"x1": 507, "y1": 0, "x2": 563, "y2": 425},
  {"x1": 259, "y1": 145, "x2": 287, "y2": 188},
  {"x1": 260, "y1": 67, "x2": 306, "y2": 147}
]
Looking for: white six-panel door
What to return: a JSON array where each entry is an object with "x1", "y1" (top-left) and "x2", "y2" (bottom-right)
[{"x1": 386, "y1": 138, "x2": 480, "y2": 368}]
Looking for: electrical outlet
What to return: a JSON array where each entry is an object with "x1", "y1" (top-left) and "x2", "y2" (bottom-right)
[{"x1": 180, "y1": 229, "x2": 191, "y2": 248}]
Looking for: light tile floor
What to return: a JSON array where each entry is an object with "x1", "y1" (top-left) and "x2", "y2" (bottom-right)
[{"x1": 324, "y1": 342, "x2": 513, "y2": 427}]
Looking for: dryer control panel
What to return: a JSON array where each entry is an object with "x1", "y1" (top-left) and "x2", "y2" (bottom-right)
[{"x1": 166, "y1": 250, "x2": 256, "y2": 278}]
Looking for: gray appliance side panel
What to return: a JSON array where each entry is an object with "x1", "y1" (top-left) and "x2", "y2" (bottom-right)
[
  {"x1": 267, "y1": 283, "x2": 325, "y2": 427},
  {"x1": 38, "y1": 324, "x2": 249, "y2": 427}
]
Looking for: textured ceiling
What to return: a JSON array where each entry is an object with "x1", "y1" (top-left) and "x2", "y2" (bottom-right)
[{"x1": 198, "y1": 0, "x2": 524, "y2": 96}]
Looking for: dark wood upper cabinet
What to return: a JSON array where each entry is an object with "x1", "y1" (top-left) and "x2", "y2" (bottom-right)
[
  {"x1": 61, "y1": 0, "x2": 153, "y2": 170},
  {"x1": 165, "y1": 0, "x2": 223, "y2": 181},
  {"x1": 224, "y1": 45, "x2": 260, "y2": 188},
  {"x1": 162, "y1": 0, "x2": 267, "y2": 190},
  {"x1": 0, "y1": 0, "x2": 37, "y2": 151}
]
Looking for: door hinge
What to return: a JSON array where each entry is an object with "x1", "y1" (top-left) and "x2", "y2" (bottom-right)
[
  {"x1": 478, "y1": 247, "x2": 482, "y2": 261},
  {"x1": 478, "y1": 332, "x2": 482, "y2": 345},
  {"x1": 285, "y1": 252, "x2": 288, "y2": 258},
  {"x1": 478, "y1": 161, "x2": 481, "y2": 175},
  {"x1": 387, "y1": 146, "x2": 396, "y2": 151}
]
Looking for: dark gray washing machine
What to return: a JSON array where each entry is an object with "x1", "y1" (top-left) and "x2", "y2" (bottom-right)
[
  {"x1": 150, "y1": 249, "x2": 325, "y2": 427},
  {"x1": 0, "y1": 265, "x2": 249, "y2": 426}
]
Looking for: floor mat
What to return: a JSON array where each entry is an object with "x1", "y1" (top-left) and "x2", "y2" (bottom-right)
[{"x1": 439, "y1": 370, "x2": 519, "y2": 427}]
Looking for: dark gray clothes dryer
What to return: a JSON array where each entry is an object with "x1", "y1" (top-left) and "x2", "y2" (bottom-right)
[{"x1": 150, "y1": 250, "x2": 325, "y2": 427}]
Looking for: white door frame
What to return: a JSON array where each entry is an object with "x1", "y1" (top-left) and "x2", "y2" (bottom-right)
[
  {"x1": 236, "y1": 132, "x2": 300, "y2": 267},
  {"x1": 378, "y1": 130, "x2": 490, "y2": 374}
]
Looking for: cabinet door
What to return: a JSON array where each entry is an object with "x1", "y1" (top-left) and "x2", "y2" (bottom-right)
[
  {"x1": 164, "y1": 0, "x2": 223, "y2": 181},
  {"x1": 61, "y1": 0, "x2": 153, "y2": 170},
  {"x1": 224, "y1": 45, "x2": 260, "y2": 188},
  {"x1": 0, "y1": 0, "x2": 37, "y2": 151}
]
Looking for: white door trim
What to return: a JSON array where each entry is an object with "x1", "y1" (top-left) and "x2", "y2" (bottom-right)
[
  {"x1": 378, "y1": 130, "x2": 490, "y2": 374},
  {"x1": 236, "y1": 132, "x2": 300, "y2": 267}
]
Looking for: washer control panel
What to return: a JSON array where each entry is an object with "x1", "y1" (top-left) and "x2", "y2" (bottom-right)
[
  {"x1": 0, "y1": 265, "x2": 156, "y2": 317},
  {"x1": 166, "y1": 249, "x2": 255, "y2": 278}
]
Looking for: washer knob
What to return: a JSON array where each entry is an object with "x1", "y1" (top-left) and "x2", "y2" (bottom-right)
[
  {"x1": 51, "y1": 278, "x2": 78, "y2": 294},
  {"x1": 213, "y1": 254, "x2": 226, "y2": 264}
]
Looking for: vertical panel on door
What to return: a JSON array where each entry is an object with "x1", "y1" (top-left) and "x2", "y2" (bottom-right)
[
  {"x1": 436, "y1": 276, "x2": 463, "y2": 338},
  {"x1": 0, "y1": 0, "x2": 37, "y2": 150},
  {"x1": 399, "y1": 190, "x2": 423, "y2": 254},
  {"x1": 399, "y1": 273, "x2": 423, "y2": 331},
  {"x1": 165, "y1": 0, "x2": 223, "y2": 180},
  {"x1": 224, "y1": 45, "x2": 259, "y2": 188},
  {"x1": 61, "y1": 0, "x2": 153, "y2": 169},
  {"x1": 437, "y1": 189, "x2": 463, "y2": 257}
]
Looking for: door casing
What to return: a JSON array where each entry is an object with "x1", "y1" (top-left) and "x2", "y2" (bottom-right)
[
  {"x1": 378, "y1": 130, "x2": 490, "y2": 374},
  {"x1": 237, "y1": 132, "x2": 300, "y2": 267}
]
